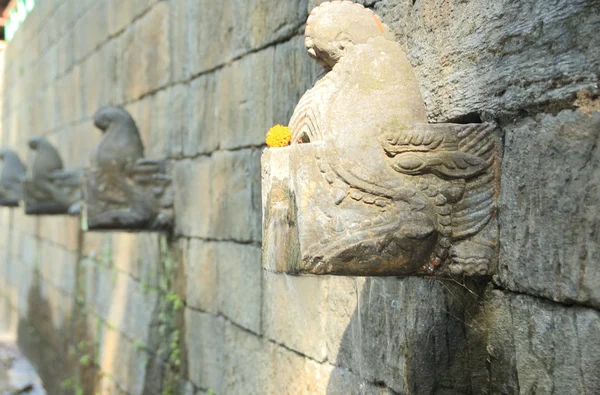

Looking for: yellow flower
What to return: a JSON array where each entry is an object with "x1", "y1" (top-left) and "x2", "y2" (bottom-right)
[{"x1": 266, "y1": 125, "x2": 292, "y2": 148}]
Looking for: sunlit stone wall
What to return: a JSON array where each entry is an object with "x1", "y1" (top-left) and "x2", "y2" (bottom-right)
[{"x1": 0, "y1": 0, "x2": 598, "y2": 394}]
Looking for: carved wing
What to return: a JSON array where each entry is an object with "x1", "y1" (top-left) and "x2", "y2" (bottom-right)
[{"x1": 451, "y1": 123, "x2": 498, "y2": 240}]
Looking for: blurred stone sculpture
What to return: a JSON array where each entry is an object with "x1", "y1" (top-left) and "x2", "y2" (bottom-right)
[
  {"x1": 0, "y1": 149, "x2": 26, "y2": 207},
  {"x1": 22, "y1": 137, "x2": 82, "y2": 215},
  {"x1": 262, "y1": 1, "x2": 500, "y2": 276},
  {"x1": 83, "y1": 106, "x2": 173, "y2": 231}
]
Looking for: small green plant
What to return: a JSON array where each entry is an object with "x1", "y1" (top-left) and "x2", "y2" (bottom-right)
[
  {"x1": 79, "y1": 354, "x2": 91, "y2": 367},
  {"x1": 166, "y1": 292, "x2": 183, "y2": 311}
]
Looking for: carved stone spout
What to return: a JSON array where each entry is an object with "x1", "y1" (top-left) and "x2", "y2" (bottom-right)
[
  {"x1": 22, "y1": 136, "x2": 82, "y2": 215},
  {"x1": 0, "y1": 149, "x2": 26, "y2": 207},
  {"x1": 83, "y1": 106, "x2": 174, "y2": 231},
  {"x1": 262, "y1": 1, "x2": 500, "y2": 277}
]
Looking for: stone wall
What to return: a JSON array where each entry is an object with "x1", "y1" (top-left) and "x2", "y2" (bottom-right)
[{"x1": 0, "y1": 0, "x2": 598, "y2": 394}]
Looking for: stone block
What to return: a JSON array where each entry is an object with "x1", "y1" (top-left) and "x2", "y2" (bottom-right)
[
  {"x1": 97, "y1": 325, "x2": 150, "y2": 395},
  {"x1": 180, "y1": 239, "x2": 218, "y2": 313},
  {"x1": 480, "y1": 290, "x2": 600, "y2": 395},
  {"x1": 263, "y1": 270, "x2": 328, "y2": 362},
  {"x1": 401, "y1": 0, "x2": 600, "y2": 121},
  {"x1": 268, "y1": 343, "x2": 333, "y2": 395},
  {"x1": 147, "y1": 88, "x2": 170, "y2": 158},
  {"x1": 86, "y1": 0, "x2": 109, "y2": 55},
  {"x1": 165, "y1": 83, "x2": 188, "y2": 158},
  {"x1": 185, "y1": 73, "x2": 220, "y2": 157},
  {"x1": 498, "y1": 109, "x2": 600, "y2": 308},
  {"x1": 327, "y1": 277, "x2": 479, "y2": 394},
  {"x1": 223, "y1": 321, "x2": 269, "y2": 394},
  {"x1": 169, "y1": 0, "x2": 189, "y2": 82},
  {"x1": 121, "y1": 2, "x2": 171, "y2": 101},
  {"x1": 104, "y1": 271, "x2": 158, "y2": 347},
  {"x1": 211, "y1": 149, "x2": 262, "y2": 242},
  {"x1": 326, "y1": 367, "x2": 400, "y2": 395},
  {"x1": 188, "y1": 0, "x2": 234, "y2": 76},
  {"x1": 184, "y1": 308, "x2": 225, "y2": 392},
  {"x1": 124, "y1": 95, "x2": 153, "y2": 147},
  {"x1": 80, "y1": 43, "x2": 114, "y2": 119},
  {"x1": 111, "y1": 233, "x2": 161, "y2": 283},
  {"x1": 232, "y1": 0, "x2": 308, "y2": 56},
  {"x1": 216, "y1": 242, "x2": 262, "y2": 333},
  {"x1": 85, "y1": 262, "x2": 119, "y2": 323},
  {"x1": 55, "y1": 72, "x2": 75, "y2": 127},
  {"x1": 218, "y1": 47, "x2": 275, "y2": 151},
  {"x1": 174, "y1": 157, "x2": 212, "y2": 238},
  {"x1": 107, "y1": 0, "x2": 136, "y2": 36}
]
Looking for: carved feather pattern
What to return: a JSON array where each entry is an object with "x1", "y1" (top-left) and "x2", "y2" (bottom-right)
[
  {"x1": 289, "y1": 77, "x2": 337, "y2": 144},
  {"x1": 451, "y1": 123, "x2": 497, "y2": 240}
]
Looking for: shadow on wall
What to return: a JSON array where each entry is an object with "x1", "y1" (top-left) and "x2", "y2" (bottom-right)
[
  {"x1": 325, "y1": 277, "x2": 488, "y2": 395},
  {"x1": 12, "y1": 222, "x2": 185, "y2": 394}
]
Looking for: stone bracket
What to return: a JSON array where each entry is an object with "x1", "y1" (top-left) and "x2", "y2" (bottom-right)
[
  {"x1": 21, "y1": 136, "x2": 83, "y2": 216},
  {"x1": 83, "y1": 159, "x2": 174, "y2": 232},
  {"x1": 262, "y1": 123, "x2": 501, "y2": 277}
]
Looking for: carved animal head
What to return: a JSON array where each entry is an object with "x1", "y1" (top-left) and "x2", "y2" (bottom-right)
[
  {"x1": 305, "y1": 1, "x2": 394, "y2": 69},
  {"x1": 28, "y1": 136, "x2": 42, "y2": 150},
  {"x1": 0, "y1": 148, "x2": 26, "y2": 184},
  {"x1": 93, "y1": 106, "x2": 138, "y2": 133},
  {"x1": 27, "y1": 136, "x2": 64, "y2": 176},
  {"x1": 0, "y1": 148, "x2": 26, "y2": 170}
]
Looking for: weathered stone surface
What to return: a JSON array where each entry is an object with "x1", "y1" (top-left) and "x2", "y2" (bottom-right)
[
  {"x1": 184, "y1": 308, "x2": 225, "y2": 392},
  {"x1": 110, "y1": 232, "x2": 162, "y2": 285},
  {"x1": 326, "y1": 277, "x2": 480, "y2": 394},
  {"x1": 217, "y1": 242, "x2": 262, "y2": 334},
  {"x1": 22, "y1": 136, "x2": 82, "y2": 215},
  {"x1": 401, "y1": 0, "x2": 600, "y2": 121},
  {"x1": 169, "y1": 0, "x2": 189, "y2": 83},
  {"x1": 97, "y1": 325, "x2": 151, "y2": 395},
  {"x1": 187, "y1": 0, "x2": 234, "y2": 76},
  {"x1": 121, "y1": 2, "x2": 170, "y2": 101},
  {"x1": 100, "y1": 269, "x2": 157, "y2": 347},
  {"x1": 174, "y1": 157, "x2": 212, "y2": 238},
  {"x1": 185, "y1": 74, "x2": 220, "y2": 157},
  {"x1": 263, "y1": 271, "x2": 328, "y2": 362},
  {"x1": 80, "y1": 43, "x2": 115, "y2": 119},
  {"x1": 498, "y1": 109, "x2": 600, "y2": 308},
  {"x1": 218, "y1": 47, "x2": 275, "y2": 151},
  {"x1": 181, "y1": 239, "x2": 218, "y2": 314},
  {"x1": 478, "y1": 290, "x2": 600, "y2": 395},
  {"x1": 84, "y1": 106, "x2": 174, "y2": 231},
  {"x1": 268, "y1": 342, "x2": 332, "y2": 395},
  {"x1": 232, "y1": 0, "x2": 308, "y2": 56},
  {"x1": 262, "y1": 2, "x2": 500, "y2": 276},
  {"x1": 327, "y1": 367, "x2": 400, "y2": 395},
  {"x1": 211, "y1": 149, "x2": 262, "y2": 242},
  {"x1": 222, "y1": 321, "x2": 268, "y2": 394},
  {"x1": 72, "y1": 0, "x2": 108, "y2": 63},
  {"x1": 165, "y1": 83, "x2": 188, "y2": 159},
  {"x1": 107, "y1": 0, "x2": 134, "y2": 36}
]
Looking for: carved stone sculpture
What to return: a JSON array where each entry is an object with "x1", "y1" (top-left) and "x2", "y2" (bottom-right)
[
  {"x1": 22, "y1": 137, "x2": 82, "y2": 215},
  {"x1": 0, "y1": 149, "x2": 26, "y2": 207},
  {"x1": 262, "y1": 1, "x2": 500, "y2": 276},
  {"x1": 83, "y1": 106, "x2": 174, "y2": 231}
]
